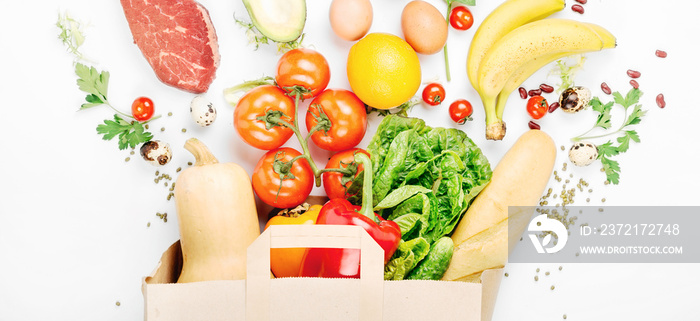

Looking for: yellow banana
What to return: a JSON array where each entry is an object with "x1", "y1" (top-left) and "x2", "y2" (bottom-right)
[
  {"x1": 478, "y1": 19, "x2": 610, "y2": 140},
  {"x1": 494, "y1": 22, "x2": 616, "y2": 124},
  {"x1": 495, "y1": 51, "x2": 574, "y2": 119},
  {"x1": 466, "y1": 0, "x2": 565, "y2": 90}
]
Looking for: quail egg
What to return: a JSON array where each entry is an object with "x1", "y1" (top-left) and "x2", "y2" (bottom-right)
[
  {"x1": 559, "y1": 86, "x2": 591, "y2": 113},
  {"x1": 190, "y1": 95, "x2": 216, "y2": 127},
  {"x1": 140, "y1": 140, "x2": 172, "y2": 166},
  {"x1": 568, "y1": 142, "x2": 598, "y2": 167}
]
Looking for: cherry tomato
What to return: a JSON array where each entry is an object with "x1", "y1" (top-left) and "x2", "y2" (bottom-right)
[
  {"x1": 252, "y1": 147, "x2": 314, "y2": 209},
  {"x1": 422, "y1": 83, "x2": 446, "y2": 106},
  {"x1": 322, "y1": 148, "x2": 370, "y2": 200},
  {"x1": 449, "y1": 99, "x2": 473, "y2": 124},
  {"x1": 526, "y1": 95, "x2": 548, "y2": 120},
  {"x1": 449, "y1": 6, "x2": 474, "y2": 31},
  {"x1": 234, "y1": 85, "x2": 296, "y2": 150},
  {"x1": 305, "y1": 89, "x2": 367, "y2": 151},
  {"x1": 276, "y1": 48, "x2": 331, "y2": 100},
  {"x1": 131, "y1": 97, "x2": 154, "y2": 121}
]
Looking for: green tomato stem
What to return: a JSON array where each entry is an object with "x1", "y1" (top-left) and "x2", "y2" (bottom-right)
[
  {"x1": 289, "y1": 92, "x2": 322, "y2": 187},
  {"x1": 353, "y1": 153, "x2": 378, "y2": 223}
]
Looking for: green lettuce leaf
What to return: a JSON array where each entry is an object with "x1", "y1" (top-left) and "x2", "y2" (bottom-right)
[
  {"x1": 384, "y1": 237, "x2": 430, "y2": 280},
  {"x1": 359, "y1": 115, "x2": 492, "y2": 278}
]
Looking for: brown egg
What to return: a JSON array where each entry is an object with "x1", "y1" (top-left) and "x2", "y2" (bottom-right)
[
  {"x1": 329, "y1": 0, "x2": 373, "y2": 41},
  {"x1": 401, "y1": 0, "x2": 448, "y2": 55}
]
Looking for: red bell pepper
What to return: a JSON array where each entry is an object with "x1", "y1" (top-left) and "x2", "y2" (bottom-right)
[{"x1": 299, "y1": 153, "x2": 401, "y2": 278}]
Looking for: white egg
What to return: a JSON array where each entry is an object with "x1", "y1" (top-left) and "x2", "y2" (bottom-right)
[{"x1": 190, "y1": 95, "x2": 217, "y2": 127}]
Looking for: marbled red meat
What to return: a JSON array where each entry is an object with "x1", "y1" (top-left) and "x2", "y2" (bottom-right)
[{"x1": 120, "y1": 0, "x2": 220, "y2": 93}]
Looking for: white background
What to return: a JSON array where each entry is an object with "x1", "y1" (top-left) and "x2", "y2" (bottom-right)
[{"x1": 1, "y1": 0, "x2": 699, "y2": 320}]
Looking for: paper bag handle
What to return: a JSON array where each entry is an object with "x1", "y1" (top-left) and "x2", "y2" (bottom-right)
[{"x1": 246, "y1": 224, "x2": 384, "y2": 321}]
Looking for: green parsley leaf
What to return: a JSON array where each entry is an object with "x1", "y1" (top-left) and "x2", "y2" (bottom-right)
[
  {"x1": 613, "y1": 88, "x2": 642, "y2": 109},
  {"x1": 624, "y1": 104, "x2": 647, "y2": 127},
  {"x1": 591, "y1": 99, "x2": 614, "y2": 130},
  {"x1": 596, "y1": 141, "x2": 619, "y2": 157},
  {"x1": 616, "y1": 130, "x2": 640, "y2": 153},
  {"x1": 599, "y1": 156, "x2": 621, "y2": 185},
  {"x1": 96, "y1": 115, "x2": 153, "y2": 150},
  {"x1": 76, "y1": 63, "x2": 110, "y2": 109}
]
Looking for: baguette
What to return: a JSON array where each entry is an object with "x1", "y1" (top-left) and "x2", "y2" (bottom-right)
[{"x1": 451, "y1": 130, "x2": 556, "y2": 245}]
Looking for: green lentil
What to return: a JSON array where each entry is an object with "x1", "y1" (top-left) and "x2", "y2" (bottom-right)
[
  {"x1": 504, "y1": 273, "x2": 509, "y2": 277},
  {"x1": 161, "y1": 127, "x2": 165, "y2": 132},
  {"x1": 545, "y1": 271, "x2": 550, "y2": 276},
  {"x1": 559, "y1": 266, "x2": 563, "y2": 271},
  {"x1": 182, "y1": 128, "x2": 187, "y2": 133},
  {"x1": 551, "y1": 285, "x2": 555, "y2": 290},
  {"x1": 116, "y1": 301, "x2": 121, "y2": 307},
  {"x1": 168, "y1": 112, "x2": 173, "y2": 116},
  {"x1": 535, "y1": 276, "x2": 539, "y2": 281},
  {"x1": 563, "y1": 314, "x2": 567, "y2": 319},
  {"x1": 125, "y1": 157, "x2": 130, "y2": 162}
]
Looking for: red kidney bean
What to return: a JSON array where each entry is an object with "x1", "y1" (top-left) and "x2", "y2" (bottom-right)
[
  {"x1": 656, "y1": 93, "x2": 666, "y2": 108},
  {"x1": 572, "y1": 4, "x2": 584, "y2": 14},
  {"x1": 601, "y1": 82, "x2": 612, "y2": 95},
  {"x1": 519, "y1": 87, "x2": 528, "y2": 99},
  {"x1": 655, "y1": 50, "x2": 667, "y2": 58},
  {"x1": 575, "y1": 0, "x2": 587, "y2": 3},
  {"x1": 627, "y1": 69, "x2": 641, "y2": 78},
  {"x1": 528, "y1": 89, "x2": 542, "y2": 97},
  {"x1": 539, "y1": 84, "x2": 554, "y2": 93},
  {"x1": 548, "y1": 101, "x2": 560, "y2": 113},
  {"x1": 629, "y1": 79, "x2": 639, "y2": 89},
  {"x1": 528, "y1": 121, "x2": 541, "y2": 130}
]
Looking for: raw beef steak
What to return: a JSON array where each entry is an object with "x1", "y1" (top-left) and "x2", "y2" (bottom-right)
[{"x1": 121, "y1": 0, "x2": 220, "y2": 93}]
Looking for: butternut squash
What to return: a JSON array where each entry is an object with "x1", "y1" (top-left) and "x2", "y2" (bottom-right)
[{"x1": 174, "y1": 138, "x2": 260, "y2": 283}]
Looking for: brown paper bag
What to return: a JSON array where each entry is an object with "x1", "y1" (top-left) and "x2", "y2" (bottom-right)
[{"x1": 143, "y1": 225, "x2": 503, "y2": 321}]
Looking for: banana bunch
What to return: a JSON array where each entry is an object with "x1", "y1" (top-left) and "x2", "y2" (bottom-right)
[{"x1": 467, "y1": 0, "x2": 616, "y2": 140}]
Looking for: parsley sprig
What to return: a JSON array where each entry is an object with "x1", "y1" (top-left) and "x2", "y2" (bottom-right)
[
  {"x1": 58, "y1": 11, "x2": 159, "y2": 151},
  {"x1": 74, "y1": 63, "x2": 159, "y2": 150},
  {"x1": 572, "y1": 88, "x2": 646, "y2": 184}
]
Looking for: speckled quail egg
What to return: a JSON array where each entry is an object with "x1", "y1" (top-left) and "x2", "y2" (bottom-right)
[
  {"x1": 140, "y1": 140, "x2": 172, "y2": 166},
  {"x1": 559, "y1": 86, "x2": 591, "y2": 113},
  {"x1": 569, "y1": 142, "x2": 598, "y2": 167},
  {"x1": 190, "y1": 95, "x2": 216, "y2": 127}
]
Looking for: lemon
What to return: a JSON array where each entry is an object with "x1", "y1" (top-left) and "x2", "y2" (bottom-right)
[{"x1": 347, "y1": 33, "x2": 421, "y2": 109}]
